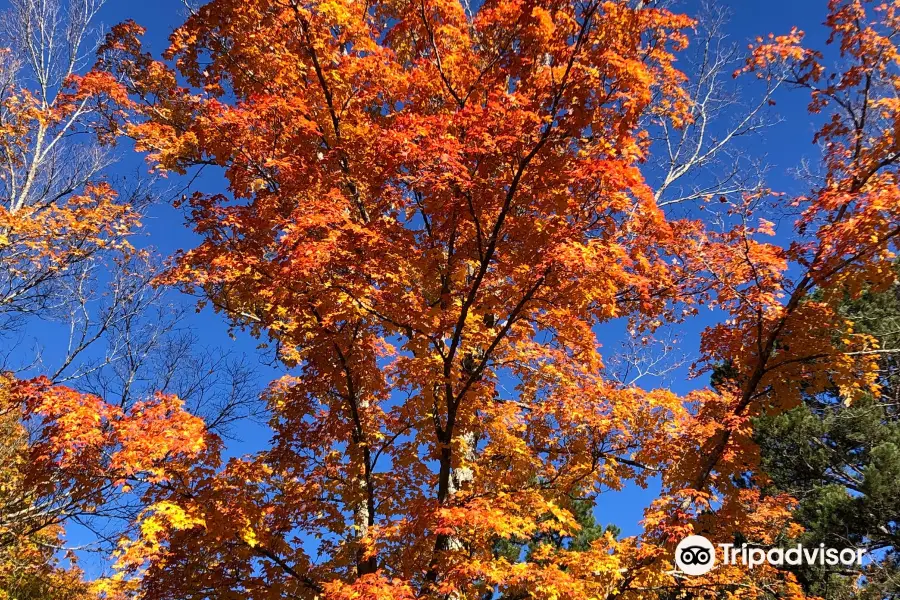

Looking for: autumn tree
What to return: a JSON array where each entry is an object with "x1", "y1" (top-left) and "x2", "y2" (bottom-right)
[
  {"x1": 0, "y1": 373, "x2": 210, "y2": 599},
  {"x1": 99, "y1": 0, "x2": 704, "y2": 597},
  {"x1": 0, "y1": 377, "x2": 93, "y2": 600},
  {"x1": 96, "y1": 0, "x2": 899, "y2": 598},
  {"x1": 642, "y1": 0, "x2": 900, "y2": 596},
  {"x1": 0, "y1": 0, "x2": 254, "y2": 595},
  {"x1": 0, "y1": 0, "x2": 136, "y2": 326},
  {"x1": 493, "y1": 489, "x2": 621, "y2": 600}
]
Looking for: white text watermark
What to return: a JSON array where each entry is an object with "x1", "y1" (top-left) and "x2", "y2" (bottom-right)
[{"x1": 675, "y1": 535, "x2": 867, "y2": 576}]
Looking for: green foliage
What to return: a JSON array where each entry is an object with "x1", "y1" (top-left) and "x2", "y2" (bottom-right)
[{"x1": 753, "y1": 275, "x2": 900, "y2": 599}]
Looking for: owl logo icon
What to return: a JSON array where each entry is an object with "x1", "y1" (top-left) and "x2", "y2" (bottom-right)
[{"x1": 675, "y1": 535, "x2": 716, "y2": 576}]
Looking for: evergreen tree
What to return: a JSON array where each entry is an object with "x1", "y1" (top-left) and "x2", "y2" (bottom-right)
[{"x1": 753, "y1": 274, "x2": 900, "y2": 599}]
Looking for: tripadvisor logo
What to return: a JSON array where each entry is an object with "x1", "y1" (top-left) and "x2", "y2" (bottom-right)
[
  {"x1": 675, "y1": 535, "x2": 716, "y2": 576},
  {"x1": 675, "y1": 535, "x2": 867, "y2": 576}
]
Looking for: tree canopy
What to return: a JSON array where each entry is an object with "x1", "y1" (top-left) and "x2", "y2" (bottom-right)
[
  {"x1": 753, "y1": 268, "x2": 900, "y2": 599},
  {"x1": 1, "y1": 0, "x2": 899, "y2": 598}
]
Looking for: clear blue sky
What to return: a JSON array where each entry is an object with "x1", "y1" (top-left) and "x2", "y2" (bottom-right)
[{"x1": 5, "y1": 0, "x2": 834, "y2": 567}]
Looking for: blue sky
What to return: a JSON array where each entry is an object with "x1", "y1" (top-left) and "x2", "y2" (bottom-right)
[{"x1": 4, "y1": 0, "x2": 838, "y2": 570}]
